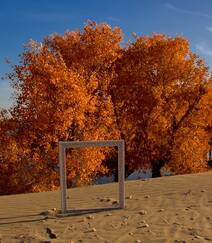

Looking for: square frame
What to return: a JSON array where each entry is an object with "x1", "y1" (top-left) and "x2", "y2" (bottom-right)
[{"x1": 59, "y1": 140, "x2": 125, "y2": 215}]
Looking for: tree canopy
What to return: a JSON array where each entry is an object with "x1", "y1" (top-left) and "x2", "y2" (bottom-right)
[
  {"x1": 0, "y1": 22, "x2": 211, "y2": 194},
  {"x1": 111, "y1": 34, "x2": 212, "y2": 177}
]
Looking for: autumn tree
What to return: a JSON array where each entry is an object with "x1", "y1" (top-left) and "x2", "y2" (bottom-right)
[
  {"x1": 0, "y1": 109, "x2": 21, "y2": 194},
  {"x1": 1, "y1": 23, "x2": 212, "y2": 195},
  {"x1": 4, "y1": 22, "x2": 122, "y2": 193},
  {"x1": 111, "y1": 34, "x2": 212, "y2": 177}
]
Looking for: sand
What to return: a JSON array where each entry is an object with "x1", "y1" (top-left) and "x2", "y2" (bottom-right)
[{"x1": 0, "y1": 171, "x2": 212, "y2": 243}]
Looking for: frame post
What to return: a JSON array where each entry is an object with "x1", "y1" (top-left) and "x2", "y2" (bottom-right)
[
  {"x1": 118, "y1": 140, "x2": 125, "y2": 208},
  {"x1": 59, "y1": 143, "x2": 67, "y2": 214}
]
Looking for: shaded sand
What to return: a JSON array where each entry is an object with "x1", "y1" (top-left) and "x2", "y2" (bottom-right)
[{"x1": 0, "y1": 171, "x2": 212, "y2": 243}]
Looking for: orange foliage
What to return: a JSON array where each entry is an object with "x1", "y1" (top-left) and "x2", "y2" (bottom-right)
[
  {"x1": 111, "y1": 34, "x2": 212, "y2": 176},
  {"x1": 2, "y1": 22, "x2": 122, "y2": 193},
  {"x1": 1, "y1": 23, "x2": 211, "y2": 195}
]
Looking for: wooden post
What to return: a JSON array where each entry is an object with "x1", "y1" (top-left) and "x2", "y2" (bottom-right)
[
  {"x1": 118, "y1": 140, "x2": 125, "y2": 208},
  {"x1": 59, "y1": 143, "x2": 67, "y2": 214}
]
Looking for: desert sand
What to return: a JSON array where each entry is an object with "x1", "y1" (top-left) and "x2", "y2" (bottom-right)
[{"x1": 0, "y1": 171, "x2": 212, "y2": 243}]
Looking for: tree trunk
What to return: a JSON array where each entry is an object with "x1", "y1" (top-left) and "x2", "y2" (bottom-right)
[
  {"x1": 151, "y1": 160, "x2": 165, "y2": 178},
  {"x1": 125, "y1": 163, "x2": 134, "y2": 179},
  {"x1": 114, "y1": 168, "x2": 118, "y2": 182},
  {"x1": 113, "y1": 162, "x2": 134, "y2": 181}
]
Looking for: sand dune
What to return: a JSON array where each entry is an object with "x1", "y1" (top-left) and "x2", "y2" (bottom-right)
[{"x1": 0, "y1": 171, "x2": 212, "y2": 242}]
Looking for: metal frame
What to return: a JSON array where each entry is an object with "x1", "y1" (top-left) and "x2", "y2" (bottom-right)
[{"x1": 59, "y1": 140, "x2": 125, "y2": 215}]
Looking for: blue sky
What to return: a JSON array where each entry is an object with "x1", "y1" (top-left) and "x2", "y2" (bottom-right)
[{"x1": 0, "y1": 0, "x2": 212, "y2": 108}]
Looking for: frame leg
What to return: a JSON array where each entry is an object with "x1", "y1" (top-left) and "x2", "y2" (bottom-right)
[
  {"x1": 118, "y1": 140, "x2": 125, "y2": 208},
  {"x1": 59, "y1": 144, "x2": 67, "y2": 214}
]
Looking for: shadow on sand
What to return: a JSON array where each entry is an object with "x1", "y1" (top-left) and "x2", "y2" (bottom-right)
[{"x1": 0, "y1": 206, "x2": 121, "y2": 225}]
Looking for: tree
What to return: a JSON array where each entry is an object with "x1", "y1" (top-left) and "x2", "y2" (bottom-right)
[
  {"x1": 111, "y1": 34, "x2": 212, "y2": 177},
  {"x1": 0, "y1": 109, "x2": 21, "y2": 194},
  {"x1": 4, "y1": 22, "x2": 122, "y2": 193},
  {"x1": 1, "y1": 23, "x2": 211, "y2": 195}
]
